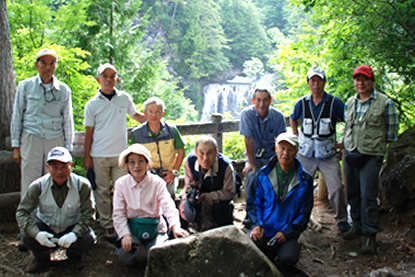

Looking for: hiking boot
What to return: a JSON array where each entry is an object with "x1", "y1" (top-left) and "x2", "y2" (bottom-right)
[
  {"x1": 337, "y1": 222, "x2": 351, "y2": 233},
  {"x1": 104, "y1": 228, "x2": 118, "y2": 242},
  {"x1": 343, "y1": 222, "x2": 361, "y2": 240},
  {"x1": 361, "y1": 235, "x2": 376, "y2": 255},
  {"x1": 24, "y1": 259, "x2": 49, "y2": 273}
]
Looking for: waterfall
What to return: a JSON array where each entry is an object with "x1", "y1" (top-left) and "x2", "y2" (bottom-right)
[{"x1": 200, "y1": 76, "x2": 253, "y2": 122}]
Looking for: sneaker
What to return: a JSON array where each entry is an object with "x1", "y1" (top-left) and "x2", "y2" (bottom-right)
[
  {"x1": 338, "y1": 222, "x2": 351, "y2": 233},
  {"x1": 343, "y1": 222, "x2": 361, "y2": 240},
  {"x1": 103, "y1": 228, "x2": 118, "y2": 242},
  {"x1": 24, "y1": 259, "x2": 49, "y2": 273},
  {"x1": 361, "y1": 235, "x2": 376, "y2": 255}
]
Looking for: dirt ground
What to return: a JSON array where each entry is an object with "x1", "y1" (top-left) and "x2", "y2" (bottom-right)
[{"x1": 1, "y1": 194, "x2": 414, "y2": 277}]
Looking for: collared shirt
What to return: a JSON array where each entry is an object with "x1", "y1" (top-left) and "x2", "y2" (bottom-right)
[
  {"x1": 84, "y1": 88, "x2": 137, "y2": 157},
  {"x1": 11, "y1": 75, "x2": 74, "y2": 149},
  {"x1": 290, "y1": 92, "x2": 345, "y2": 125},
  {"x1": 183, "y1": 155, "x2": 235, "y2": 205},
  {"x1": 240, "y1": 106, "x2": 286, "y2": 166},
  {"x1": 113, "y1": 173, "x2": 180, "y2": 239},
  {"x1": 345, "y1": 90, "x2": 399, "y2": 141},
  {"x1": 16, "y1": 173, "x2": 94, "y2": 238}
]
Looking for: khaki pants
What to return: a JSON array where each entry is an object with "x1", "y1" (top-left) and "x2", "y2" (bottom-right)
[
  {"x1": 92, "y1": 157, "x2": 126, "y2": 229},
  {"x1": 20, "y1": 132, "x2": 64, "y2": 199}
]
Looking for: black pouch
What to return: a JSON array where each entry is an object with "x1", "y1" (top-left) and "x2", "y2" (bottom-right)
[{"x1": 345, "y1": 150, "x2": 370, "y2": 168}]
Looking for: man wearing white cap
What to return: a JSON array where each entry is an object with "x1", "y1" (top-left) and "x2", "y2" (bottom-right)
[
  {"x1": 11, "y1": 48, "x2": 74, "y2": 199},
  {"x1": 16, "y1": 147, "x2": 96, "y2": 273},
  {"x1": 249, "y1": 132, "x2": 313, "y2": 268},
  {"x1": 83, "y1": 63, "x2": 145, "y2": 241},
  {"x1": 290, "y1": 66, "x2": 350, "y2": 234}
]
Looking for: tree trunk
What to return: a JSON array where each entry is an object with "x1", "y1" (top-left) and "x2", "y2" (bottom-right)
[{"x1": 0, "y1": 0, "x2": 21, "y2": 221}]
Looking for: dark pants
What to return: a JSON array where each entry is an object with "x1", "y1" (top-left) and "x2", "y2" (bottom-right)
[
  {"x1": 248, "y1": 230, "x2": 299, "y2": 267},
  {"x1": 23, "y1": 219, "x2": 96, "y2": 263},
  {"x1": 344, "y1": 155, "x2": 383, "y2": 236}
]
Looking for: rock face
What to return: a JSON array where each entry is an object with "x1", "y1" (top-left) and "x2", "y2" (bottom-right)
[
  {"x1": 145, "y1": 225, "x2": 282, "y2": 277},
  {"x1": 380, "y1": 127, "x2": 415, "y2": 209}
]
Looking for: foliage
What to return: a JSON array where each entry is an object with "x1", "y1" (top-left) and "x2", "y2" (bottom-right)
[
  {"x1": 217, "y1": 0, "x2": 271, "y2": 69},
  {"x1": 243, "y1": 58, "x2": 265, "y2": 78},
  {"x1": 8, "y1": 0, "x2": 198, "y2": 132},
  {"x1": 271, "y1": 0, "x2": 415, "y2": 131}
]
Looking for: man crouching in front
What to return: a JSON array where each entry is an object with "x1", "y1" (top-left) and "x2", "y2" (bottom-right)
[
  {"x1": 16, "y1": 147, "x2": 96, "y2": 273},
  {"x1": 249, "y1": 132, "x2": 313, "y2": 269}
]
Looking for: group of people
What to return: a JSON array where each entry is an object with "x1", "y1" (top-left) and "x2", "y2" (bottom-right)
[{"x1": 11, "y1": 48, "x2": 398, "y2": 273}]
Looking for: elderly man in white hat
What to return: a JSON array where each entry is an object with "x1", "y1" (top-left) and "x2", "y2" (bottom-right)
[
  {"x1": 112, "y1": 143, "x2": 188, "y2": 266},
  {"x1": 11, "y1": 49, "x2": 74, "y2": 199},
  {"x1": 249, "y1": 132, "x2": 313, "y2": 268},
  {"x1": 16, "y1": 147, "x2": 96, "y2": 273}
]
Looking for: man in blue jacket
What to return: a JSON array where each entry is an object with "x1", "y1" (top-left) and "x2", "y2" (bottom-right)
[{"x1": 249, "y1": 132, "x2": 313, "y2": 267}]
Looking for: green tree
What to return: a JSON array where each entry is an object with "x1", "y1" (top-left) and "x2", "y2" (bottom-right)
[
  {"x1": 218, "y1": 0, "x2": 271, "y2": 69},
  {"x1": 271, "y1": 0, "x2": 415, "y2": 129}
]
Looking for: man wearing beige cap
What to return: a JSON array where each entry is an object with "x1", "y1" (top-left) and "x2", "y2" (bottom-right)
[
  {"x1": 16, "y1": 147, "x2": 96, "y2": 273},
  {"x1": 83, "y1": 63, "x2": 145, "y2": 241},
  {"x1": 249, "y1": 132, "x2": 313, "y2": 269},
  {"x1": 343, "y1": 65, "x2": 399, "y2": 254},
  {"x1": 11, "y1": 48, "x2": 74, "y2": 199}
]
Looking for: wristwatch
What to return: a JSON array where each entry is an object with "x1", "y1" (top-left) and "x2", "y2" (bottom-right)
[{"x1": 172, "y1": 170, "x2": 179, "y2": 176}]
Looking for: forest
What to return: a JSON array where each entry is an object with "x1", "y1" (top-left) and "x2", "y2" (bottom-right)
[{"x1": 5, "y1": 0, "x2": 414, "y2": 133}]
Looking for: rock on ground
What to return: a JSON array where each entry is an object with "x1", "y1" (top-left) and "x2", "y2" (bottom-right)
[{"x1": 145, "y1": 225, "x2": 282, "y2": 277}]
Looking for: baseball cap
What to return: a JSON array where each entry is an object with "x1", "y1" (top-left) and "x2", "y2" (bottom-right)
[
  {"x1": 275, "y1": 132, "x2": 298, "y2": 148},
  {"x1": 119, "y1": 144, "x2": 153, "y2": 169},
  {"x1": 47, "y1": 147, "x2": 72, "y2": 163},
  {"x1": 36, "y1": 49, "x2": 58, "y2": 61},
  {"x1": 307, "y1": 66, "x2": 326, "y2": 80},
  {"x1": 353, "y1": 65, "x2": 374, "y2": 78},
  {"x1": 97, "y1": 63, "x2": 117, "y2": 77}
]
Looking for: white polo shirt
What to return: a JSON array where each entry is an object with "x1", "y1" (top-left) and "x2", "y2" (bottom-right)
[{"x1": 84, "y1": 89, "x2": 137, "y2": 157}]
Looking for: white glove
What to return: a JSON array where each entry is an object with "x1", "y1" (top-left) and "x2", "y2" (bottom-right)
[
  {"x1": 58, "y1": 232, "x2": 77, "y2": 248},
  {"x1": 35, "y1": 231, "x2": 56, "y2": 248}
]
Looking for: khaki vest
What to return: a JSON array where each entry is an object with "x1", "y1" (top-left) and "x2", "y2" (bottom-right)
[
  {"x1": 37, "y1": 174, "x2": 82, "y2": 233},
  {"x1": 344, "y1": 92, "x2": 388, "y2": 156}
]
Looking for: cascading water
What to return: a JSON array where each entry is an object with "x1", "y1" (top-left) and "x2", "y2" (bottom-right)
[{"x1": 200, "y1": 76, "x2": 253, "y2": 122}]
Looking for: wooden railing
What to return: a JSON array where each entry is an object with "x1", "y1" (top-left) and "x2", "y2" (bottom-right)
[{"x1": 0, "y1": 113, "x2": 293, "y2": 207}]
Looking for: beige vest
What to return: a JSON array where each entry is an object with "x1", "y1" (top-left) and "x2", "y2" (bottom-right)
[{"x1": 344, "y1": 92, "x2": 388, "y2": 156}]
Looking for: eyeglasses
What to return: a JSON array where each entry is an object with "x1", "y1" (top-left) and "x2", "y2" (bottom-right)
[
  {"x1": 41, "y1": 84, "x2": 56, "y2": 103},
  {"x1": 146, "y1": 110, "x2": 163, "y2": 115},
  {"x1": 128, "y1": 159, "x2": 147, "y2": 166}
]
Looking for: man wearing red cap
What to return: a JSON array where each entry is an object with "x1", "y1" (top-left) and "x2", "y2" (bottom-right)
[{"x1": 343, "y1": 65, "x2": 399, "y2": 254}]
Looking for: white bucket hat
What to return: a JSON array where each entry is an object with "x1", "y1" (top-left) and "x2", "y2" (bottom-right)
[{"x1": 119, "y1": 144, "x2": 153, "y2": 169}]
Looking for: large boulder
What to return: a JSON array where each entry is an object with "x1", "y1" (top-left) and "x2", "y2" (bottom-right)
[
  {"x1": 145, "y1": 225, "x2": 282, "y2": 277},
  {"x1": 380, "y1": 126, "x2": 415, "y2": 209}
]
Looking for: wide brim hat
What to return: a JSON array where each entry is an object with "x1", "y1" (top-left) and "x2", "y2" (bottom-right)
[{"x1": 119, "y1": 144, "x2": 152, "y2": 169}]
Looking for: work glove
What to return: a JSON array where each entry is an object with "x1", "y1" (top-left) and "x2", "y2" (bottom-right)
[
  {"x1": 58, "y1": 232, "x2": 77, "y2": 248},
  {"x1": 35, "y1": 231, "x2": 56, "y2": 248}
]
